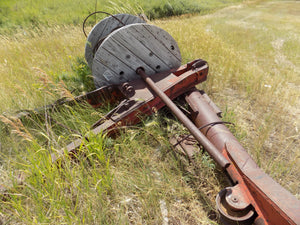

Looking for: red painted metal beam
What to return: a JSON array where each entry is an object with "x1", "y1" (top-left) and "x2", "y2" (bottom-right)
[{"x1": 185, "y1": 89, "x2": 300, "y2": 225}]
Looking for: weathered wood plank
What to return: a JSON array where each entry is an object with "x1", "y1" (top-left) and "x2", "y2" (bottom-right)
[
  {"x1": 85, "y1": 14, "x2": 145, "y2": 68},
  {"x1": 110, "y1": 29, "x2": 170, "y2": 71},
  {"x1": 104, "y1": 37, "x2": 156, "y2": 74},
  {"x1": 92, "y1": 24, "x2": 181, "y2": 88},
  {"x1": 91, "y1": 59, "x2": 119, "y2": 87},
  {"x1": 93, "y1": 48, "x2": 136, "y2": 86},
  {"x1": 143, "y1": 25, "x2": 181, "y2": 61},
  {"x1": 129, "y1": 24, "x2": 181, "y2": 67}
]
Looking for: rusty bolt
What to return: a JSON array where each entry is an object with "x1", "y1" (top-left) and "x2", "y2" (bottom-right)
[
  {"x1": 231, "y1": 196, "x2": 239, "y2": 203},
  {"x1": 121, "y1": 83, "x2": 135, "y2": 97}
]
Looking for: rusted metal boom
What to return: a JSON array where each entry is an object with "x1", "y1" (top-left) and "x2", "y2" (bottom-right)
[
  {"x1": 48, "y1": 61, "x2": 300, "y2": 225},
  {"x1": 5, "y1": 13, "x2": 298, "y2": 225},
  {"x1": 134, "y1": 67, "x2": 300, "y2": 225},
  {"x1": 136, "y1": 67, "x2": 230, "y2": 169},
  {"x1": 51, "y1": 60, "x2": 209, "y2": 161},
  {"x1": 12, "y1": 58, "x2": 299, "y2": 225},
  {"x1": 79, "y1": 14, "x2": 300, "y2": 224},
  {"x1": 185, "y1": 89, "x2": 300, "y2": 225}
]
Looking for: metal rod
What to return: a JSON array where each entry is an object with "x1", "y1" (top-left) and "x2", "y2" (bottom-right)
[{"x1": 136, "y1": 68, "x2": 230, "y2": 169}]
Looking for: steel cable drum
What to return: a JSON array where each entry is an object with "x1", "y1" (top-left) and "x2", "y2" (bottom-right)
[
  {"x1": 85, "y1": 14, "x2": 146, "y2": 69},
  {"x1": 92, "y1": 23, "x2": 182, "y2": 88}
]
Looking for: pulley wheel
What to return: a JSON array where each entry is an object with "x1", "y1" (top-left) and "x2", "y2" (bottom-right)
[
  {"x1": 92, "y1": 23, "x2": 182, "y2": 88},
  {"x1": 216, "y1": 188, "x2": 255, "y2": 225},
  {"x1": 85, "y1": 14, "x2": 146, "y2": 69}
]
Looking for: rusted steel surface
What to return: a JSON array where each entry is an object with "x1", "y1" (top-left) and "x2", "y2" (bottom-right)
[
  {"x1": 17, "y1": 58, "x2": 299, "y2": 225},
  {"x1": 216, "y1": 185, "x2": 255, "y2": 225},
  {"x1": 185, "y1": 89, "x2": 300, "y2": 225},
  {"x1": 85, "y1": 84, "x2": 124, "y2": 108},
  {"x1": 136, "y1": 67, "x2": 230, "y2": 169},
  {"x1": 199, "y1": 90, "x2": 222, "y2": 117},
  {"x1": 15, "y1": 84, "x2": 125, "y2": 119},
  {"x1": 52, "y1": 60, "x2": 209, "y2": 162},
  {"x1": 6, "y1": 12, "x2": 298, "y2": 225}
]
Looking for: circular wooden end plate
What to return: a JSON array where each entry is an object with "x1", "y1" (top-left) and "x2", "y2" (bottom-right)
[
  {"x1": 92, "y1": 23, "x2": 182, "y2": 88},
  {"x1": 85, "y1": 14, "x2": 146, "y2": 69}
]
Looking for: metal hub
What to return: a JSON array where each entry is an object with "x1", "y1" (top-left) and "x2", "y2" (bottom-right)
[{"x1": 216, "y1": 187, "x2": 255, "y2": 225}]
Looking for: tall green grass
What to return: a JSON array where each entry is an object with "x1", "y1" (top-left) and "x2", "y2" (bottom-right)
[
  {"x1": 0, "y1": 0, "x2": 299, "y2": 224},
  {"x1": 0, "y1": 0, "x2": 243, "y2": 34}
]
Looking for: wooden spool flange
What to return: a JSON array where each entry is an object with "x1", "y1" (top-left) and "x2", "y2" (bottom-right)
[
  {"x1": 92, "y1": 23, "x2": 182, "y2": 88},
  {"x1": 85, "y1": 14, "x2": 146, "y2": 69}
]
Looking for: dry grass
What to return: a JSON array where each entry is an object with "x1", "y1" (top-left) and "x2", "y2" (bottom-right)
[
  {"x1": 156, "y1": 0, "x2": 300, "y2": 196},
  {"x1": 0, "y1": 26, "x2": 86, "y2": 113},
  {"x1": 0, "y1": 0, "x2": 299, "y2": 224}
]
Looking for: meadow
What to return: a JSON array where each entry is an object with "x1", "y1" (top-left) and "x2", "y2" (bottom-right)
[
  {"x1": 0, "y1": 0, "x2": 242, "y2": 34},
  {"x1": 0, "y1": 0, "x2": 299, "y2": 224}
]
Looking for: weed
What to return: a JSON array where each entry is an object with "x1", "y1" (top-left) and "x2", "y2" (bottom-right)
[
  {"x1": 0, "y1": 0, "x2": 244, "y2": 34},
  {"x1": 0, "y1": 0, "x2": 299, "y2": 224},
  {"x1": 58, "y1": 57, "x2": 94, "y2": 95}
]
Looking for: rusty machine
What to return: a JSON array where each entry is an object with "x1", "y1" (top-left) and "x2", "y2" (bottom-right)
[{"x1": 21, "y1": 13, "x2": 300, "y2": 224}]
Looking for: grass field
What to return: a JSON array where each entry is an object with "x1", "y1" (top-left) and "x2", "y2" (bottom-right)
[
  {"x1": 0, "y1": 0, "x2": 299, "y2": 224},
  {"x1": 0, "y1": 0, "x2": 242, "y2": 34}
]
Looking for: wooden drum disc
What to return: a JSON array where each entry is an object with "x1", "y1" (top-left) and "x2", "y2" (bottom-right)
[
  {"x1": 92, "y1": 23, "x2": 182, "y2": 88},
  {"x1": 85, "y1": 14, "x2": 146, "y2": 69}
]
